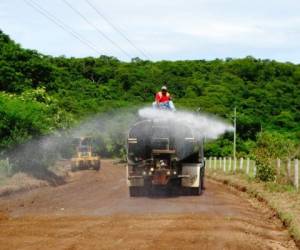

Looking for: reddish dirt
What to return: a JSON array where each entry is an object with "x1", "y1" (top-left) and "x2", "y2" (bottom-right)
[{"x1": 0, "y1": 160, "x2": 296, "y2": 249}]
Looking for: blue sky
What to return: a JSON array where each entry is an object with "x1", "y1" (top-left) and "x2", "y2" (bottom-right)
[{"x1": 1, "y1": 0, "x2": 300, "y2": 62}]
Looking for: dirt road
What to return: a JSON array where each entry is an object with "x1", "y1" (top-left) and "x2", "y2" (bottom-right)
[{"x1": 0, "y1": 160, "x2": 296, "y2": 249}]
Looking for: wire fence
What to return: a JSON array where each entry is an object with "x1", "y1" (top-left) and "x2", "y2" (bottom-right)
[{"x1": 206, "y1": 157, "x2": 299, "y2": 190}]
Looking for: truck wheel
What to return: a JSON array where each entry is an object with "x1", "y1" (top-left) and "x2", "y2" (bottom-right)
[
  {"x1": 200, "y1": 166, "x2": 205, "y2": 190},
  {"x1": 129, "y1": 187, "x2": 144, "y2": 197},
  {"x1": 190, "y1": 187, "x2": 202, "y2": 196},
  {"x1": 93, "y1": 166, "x2": 100, "y2": 171},
  {"x1": 170, "y1": 179, "x2": 181, "y2": 196},
  {"x1": 71, "y1": 164, "x2": 77, "y2": 172},
  {"x1": 93, "y1": 162, "x2": 100, "y2": 171}
]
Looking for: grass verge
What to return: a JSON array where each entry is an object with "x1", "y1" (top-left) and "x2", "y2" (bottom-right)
[{"x1": 206, "y1": 169, "x2": 300, "y2": 248}]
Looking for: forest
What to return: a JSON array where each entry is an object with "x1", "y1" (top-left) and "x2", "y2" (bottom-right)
[{"x1": 1, "y1": 29, "x2": 300, "y2": 174}]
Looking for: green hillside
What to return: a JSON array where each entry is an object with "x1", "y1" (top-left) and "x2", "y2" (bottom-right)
[{"x1": 1, "y1": 29, "x2": 299, "y2": 158}]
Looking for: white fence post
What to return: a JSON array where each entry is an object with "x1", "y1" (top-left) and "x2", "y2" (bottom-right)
[
  {"x1": 294, "y1": 159, "x2": 299, "y2": 190},
  {"x1": 214, "y1": 157, "x2": 217, "y2": 169},
  {"x1": 223, "y1": 157, "x2": 226, "y2": 172},
  {"x1": 287, "y1": 159, "x2": 291, "y2": 182},
  {"x1": 240, "y1": 157, "x2": 244, "y2": 170},
  {"x1": 253, "y1": 161, "x2": 256, "y2": 177},
  {"x1": 228, "y1": 157, "x2": 232, "y2": 172},
  {"x1": 246, "y1": 158, "x2": 250, "y2": 175},
  {"x1": 219, "y1": 157, "x2": 222, "y2": 169},
  {"x1": 233, "y1": 157, "x2": 237, "y2": 172},
  {"x1": 6, "y1": 158, "x2": 10, "y2": 176},
  {"x1": 276, "y1": 158, "x2": 281, "y2": 182},
  {"x1": 209, "y1": 157, "x2": 212, "y2": 169}
]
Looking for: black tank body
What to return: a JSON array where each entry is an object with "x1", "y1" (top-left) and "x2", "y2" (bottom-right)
[{"x1": 127, "y1": 119, "x2": 202, "y2": 162}]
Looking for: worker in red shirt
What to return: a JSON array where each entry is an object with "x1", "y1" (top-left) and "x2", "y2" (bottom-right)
[
  {"x1": 155, "y1": 86, "x2": 171, "y2": 104},
  {"x1": 153, "y1": 86, "x2": 176, "y2": 111}
]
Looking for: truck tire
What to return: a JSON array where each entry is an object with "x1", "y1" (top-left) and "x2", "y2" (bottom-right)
[
  {"x1": 200, "y1": 166, "x2": 205, "y2": 190},
  {"x1": 170, "y1": 179, "x2": 181, "y2": 196},
  {"x1": 93, "y1": 165, "x2": 100, "y2": 171},
  {"x1": 129, "y1": 187, "x2": 144, "y2": 197},
  {"x1": 190, "y1": 187, "x2": 202, "y2": 195},
  {"x1": 71, "y1": 164, "x2": 77, "y2": 172},
  {"x1": 93, "y1": 161, "x2": 101, "y2": 171}
]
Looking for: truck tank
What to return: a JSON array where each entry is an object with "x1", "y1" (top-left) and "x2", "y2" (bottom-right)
[{"x1": 126, "y1": 119, "x2": 205, "y2": 197}]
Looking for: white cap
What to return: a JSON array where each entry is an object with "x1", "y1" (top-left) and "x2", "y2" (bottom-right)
[{"x1": 161, "y1": 86, "x2": 167, "y2": 90}]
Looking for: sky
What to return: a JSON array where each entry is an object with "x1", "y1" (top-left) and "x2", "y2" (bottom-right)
[{"x1": 1, "y1": 0, "x2": 300, "y2": 62}]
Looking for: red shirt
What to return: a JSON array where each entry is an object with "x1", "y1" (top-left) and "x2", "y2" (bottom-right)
[{"x1": 156, "y1": 91, "x2": 171, "y2": 103}]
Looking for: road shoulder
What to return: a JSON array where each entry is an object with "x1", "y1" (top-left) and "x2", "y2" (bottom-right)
[{"x1": 207, "y1": 171, "x2": 300, "y2": 248}]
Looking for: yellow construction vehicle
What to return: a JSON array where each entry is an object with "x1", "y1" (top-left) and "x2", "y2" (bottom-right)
[{"x1": 71, "y1": 138, "x2": 101, "y2": 171}]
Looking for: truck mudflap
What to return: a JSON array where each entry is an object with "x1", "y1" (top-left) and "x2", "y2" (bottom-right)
[
  {"x1": 152, "y1": 170, "x2": 169, "y2": 185},
  {"x1": 127, "y1": 177, "x2": 144, "y2": 187},
  {"x1": 126, "y1": 165, "x2": 144, "y2": 187},
  {"x1": 181, "y1": 163, "x2": 203, "y2": 188}
]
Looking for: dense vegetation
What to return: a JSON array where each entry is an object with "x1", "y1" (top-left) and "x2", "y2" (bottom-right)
[{"x1": 1, "y1": 29, "x2": 300, "y2": 179}]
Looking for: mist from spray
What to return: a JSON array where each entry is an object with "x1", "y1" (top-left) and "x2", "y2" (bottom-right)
[
  {"x1": 69, "y1": 109, "x2": 137, "y2": 139},
  {"x1": 138, "y1": 108, "x2": 234, "y2": 140},
  {"x1": 2, "y1": 107, "x2": 139, "y2": 181},
  {"x1": 2, "y1": 106, "x2": 233, "y2": 183}
]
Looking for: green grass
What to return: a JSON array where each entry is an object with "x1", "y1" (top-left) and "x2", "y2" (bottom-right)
[{"x1": 265, "y1": 182, "x2": 296, "y2": 193}]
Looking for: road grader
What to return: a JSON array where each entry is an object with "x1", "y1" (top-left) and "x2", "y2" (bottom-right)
[{"x1": 71, "y1": 138, "x2": 101, "y2": 172}]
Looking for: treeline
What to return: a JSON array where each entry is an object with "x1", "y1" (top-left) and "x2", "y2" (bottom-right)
[{"x1": 1, "y1": 29, "x2": 300, "y2": 158}]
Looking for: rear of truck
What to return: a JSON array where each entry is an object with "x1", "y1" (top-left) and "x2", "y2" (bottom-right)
[{"x1": 127, "y1": 119, "x2": 205, "y2": 196}]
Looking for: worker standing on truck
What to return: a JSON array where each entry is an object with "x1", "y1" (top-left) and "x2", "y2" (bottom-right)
[
  {"x1": 156, "y1": 86, "x2": 170, "y2": 103},
  {"x1": 153, "y1": 85, "x2": 176, "y2": 111}
]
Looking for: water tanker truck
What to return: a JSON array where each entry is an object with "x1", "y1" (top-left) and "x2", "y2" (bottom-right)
[{"x1": 126, "y1": 118, "x2": 205, "y2": 197}]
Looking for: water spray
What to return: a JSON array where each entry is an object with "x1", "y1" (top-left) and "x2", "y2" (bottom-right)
[{"x1": 138, "y1": 108, "x2": 234, "y2": 140}]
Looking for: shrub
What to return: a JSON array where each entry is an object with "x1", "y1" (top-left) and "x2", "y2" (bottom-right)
[{"x1": 252, "y1": 131, "x2": 296, "y2": 182}]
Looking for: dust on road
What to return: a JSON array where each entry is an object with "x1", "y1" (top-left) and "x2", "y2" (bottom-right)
[{"x1": 0, "y1": 160, "x2": 296, "y2": 249}]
